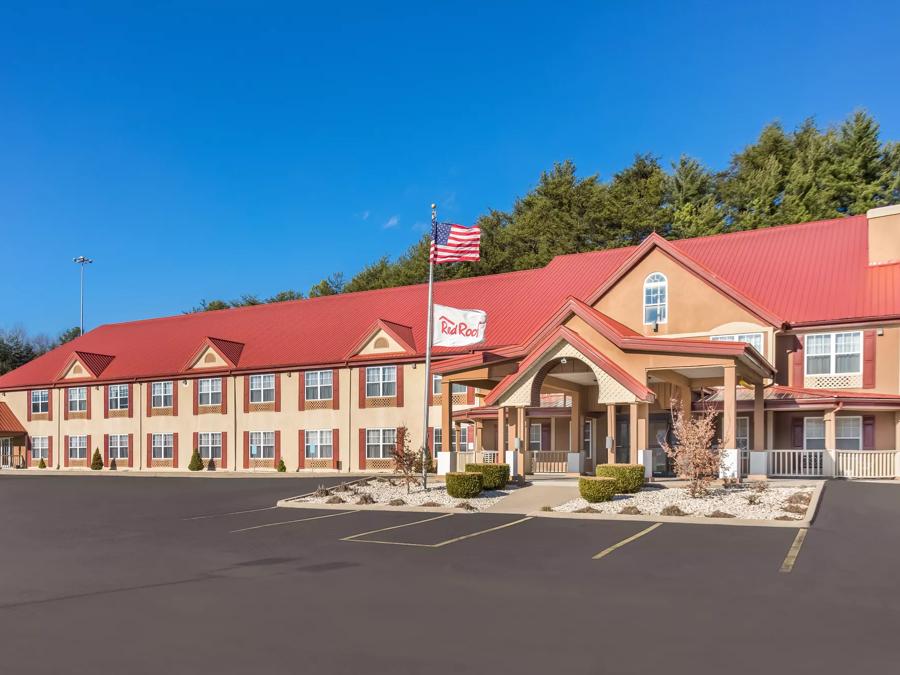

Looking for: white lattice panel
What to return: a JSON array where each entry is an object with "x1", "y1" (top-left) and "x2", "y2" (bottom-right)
[{"x1": 804, "y1": 374, "x2": 861, "y2": 389}]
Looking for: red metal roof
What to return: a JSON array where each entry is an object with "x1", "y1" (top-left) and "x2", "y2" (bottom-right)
[
  {"x1": 1, "y1": 215, "x2": 897, "y2": 390},
  {"x1": 0, "y1": 402, "x2": 26, "y2": 434}
]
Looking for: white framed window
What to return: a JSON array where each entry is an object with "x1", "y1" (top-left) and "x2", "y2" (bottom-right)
[
  {"x1": 803, "y1": 418, "x2": 826, "y2": 450},
  {"x1": 31, "y1": 390, "x2": 49, "y2": 414},
  {"x1": 432, "y1": 374, "x2": 466, "y2": 396},
  {"x1": 198, "y1": 432, "x2": 222, "y2": 459},
  {"x1": 529, "y1": 423, "x2": 542, "y2": 451},
  {"x1": 108, "y1": 384, "x2": 129, "y2": 411},
  {"x1": 151, "y1": 381, "x2": 173, "y2": 408},
  {"x1": 711, "y1": 333, "x2": 765, "y2": 355},
  {"x1": 583, "y1": 420, "x2": 592, "y2": 453},
  {"x1": 433, "y1": 427, "x2": 442, "y2": 453},
  {"x1": 249, "y1": 431, "x2": 275, "y2": 459},
  {"x1": 249, "y1": 374, "x2": 275, "y2": 403},
  {"x1": 365, "y1": 428, "x2": 396, "y2": 459},
  {"x1": 68, "y1": 387, "x2": 87, "y2": 413},
  {"x1": 643, "y1": 273, "x2": 668, "y2": 325},
  {"x1": 835, "y1": 416, "x2": 862, "y2": 450},
  {"x1": 805, "y1": 332, "x2": 862, "y2": 376},
  {"x1": 68, "y1": 435, "x2": 87, "y2": 459},
  {"x1": 305, "y1": 429, "x2": 333, "y2": 459},
  {"x1": 305, "y1": 370, "x2": 333, "y2": 401},
  {"x1": 151, "y1": 433, "x2": 174, "y2": 459},
  {"x1": 366, "y1": 366, "x2": 397, "y2": 397},
  {"x1": 109, "y1": 434, "x2": 129, "y2": 461},
  {"x1": 736, "y1": 417, "x2": 750, "y2": 451},
  {"x1": 451, "y1": 424, "x2": 472, "y2": 451},
  {"x1": 31, "y1": 436, "x2": 48, "y2": 460},
  {"x1": 198, "y1": 378, "x2": 222, "y2": 406}
]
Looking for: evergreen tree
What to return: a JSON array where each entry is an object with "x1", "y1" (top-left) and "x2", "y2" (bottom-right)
[
  {"x1": 188, "y1": 449, "x2": 204, "y2": 471},
  {"x1": 90, "y1": 448, "x2": 103, "y2": 470}
]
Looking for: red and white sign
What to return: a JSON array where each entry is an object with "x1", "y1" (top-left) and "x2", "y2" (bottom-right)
[{"x1": 433, "y1": 304, "x2": 487, "y2": 347}]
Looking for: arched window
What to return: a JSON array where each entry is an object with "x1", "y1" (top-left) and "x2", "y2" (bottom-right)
[{"x1": 643, "y1": 273, "x2": 667, "y2": 325}]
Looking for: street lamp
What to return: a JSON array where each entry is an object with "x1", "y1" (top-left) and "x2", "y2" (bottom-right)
[{"x1": 73, "y1": 256, "x2": 93, "y2": 335}]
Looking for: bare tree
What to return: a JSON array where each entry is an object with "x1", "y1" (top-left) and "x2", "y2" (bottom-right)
[
  {"x1": 391, "y1": 426, "x2": 418, "y2": 494},
  {"x1": 662, "y1": 400, "x2": 723, "y2": 497}
]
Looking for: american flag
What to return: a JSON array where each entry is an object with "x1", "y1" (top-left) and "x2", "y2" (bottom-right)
[{"x1": 430, "y1": 222, "x2": 481, "y2": 264}]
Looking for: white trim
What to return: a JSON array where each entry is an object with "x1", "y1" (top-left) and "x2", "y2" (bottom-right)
[
  {"x1": 643, "y1": 272, "x2": 668, "y2": 325},
  {"x1": 804, "y1": 331, "x2": 863, "y2": 376}
]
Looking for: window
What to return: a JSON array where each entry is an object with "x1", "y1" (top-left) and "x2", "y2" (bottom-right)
[
  {"x1": 108, "y1": 384, "x2": 129, "y2": 411},
  {"x1": 198, "y1": 378, "x2": 222, "y2": 406},
  {"x1": 31, "y1": 436, "x2": 48, "y2": 460},
  {"x1": 249, "y1": 374, "x2": 275, "y2": 403},
  {"x1": 433, "y1": 427, "x2": 442, "y2": 453},
  {"x1": 305, "y1": 429, "x2": 333, "y2": 459},
  {"x1": 152, "y1": 433, "x2": 174, "y2": 459},
  {"x1": 736, "y1": 417, "x2": 750, "y2": 451},
  {"x1": 151, "y1": 381, "x2": 173, "y2": 408},
  {"x1": 366, "y1": 366, "x2": 396, "y2": 397},
  {"x1": 198, "y1": 432, "x2": 222, "y2": 460},
  {"x1": 711, "y1": 333, "x2": 765, "y2": 355},
  {"x1": 583, "y1": 420, "x2": 592, "y2": 453},
  {"x1": 529, "y1": 423, "x2": 542, "y2": 451},
  {"x1": 805, "y1": 332, "x2": 862, "y2": 376},
  {"x1": 31, "y1": 390, "x2": 48, "y2": 414},
  {"x1": 109, "y1": 434, "x2": 129, "y2": 461},
  {"x1": 305, "y1": 370, "x2": 333, "y2": 401},
  {"x1": 68, "y1": 387, "x2": 87, "y2": 413},
  {"x1": 431, "y1": 374, "x2": 467, "y2": 396},
  {"x1": 365, "y1": 428, "x2": 396, "y2": 459},
  {"x1": 803, "y1": 418, "x2": 826, "y2": 450},
  {"x1": 835, "y1": 416, "x2": 862, "y2": 450},
  {"x1": 249, "y1": 431, "x2": 275, "y2": 459},
  {"x1": 451, "y1": 424, "x2": 471, "y2": 451},
  {"x1": 643, "y1": 273, "x2": 667, "y2": 325},
  {"x1": 68, "y1": 435, "x2": 87, "y2": 459}
]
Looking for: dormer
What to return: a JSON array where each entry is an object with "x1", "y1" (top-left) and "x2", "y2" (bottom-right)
[
  {"x1": 867, "y1": 204, "x2": 900, "y2": 266},
  {"x1": 57, "y1": 351, "x2": 115, "y2": 381},
  {"x1": 184, "y1": 337, "x2": 244, "y2": 371},
  {"x1": 347, "y1": 319, "x2": 416, "y2": 359}
]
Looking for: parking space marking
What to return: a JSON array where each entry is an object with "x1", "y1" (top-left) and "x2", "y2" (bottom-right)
[
  {"x1": 429, "y1": 517, "x2": 533, "y2": 548},
  {"x1": 592, "y1": 523, "x2": 662, "y2": 560},
  {"x1": 230, "y1": 510, "x2": 358, "y2": 533},
  {"x1": 780, "y1": 528, "x2": 808, "y2": 573},
  {"x1": 340, "y1": 514, "x2": 454, "y2": 543},
  {"x1": 183, "y1": 506, "x2": 278, "y2": 521}
]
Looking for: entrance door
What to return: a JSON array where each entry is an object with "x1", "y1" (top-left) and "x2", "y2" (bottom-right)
[
  {"x1": 0, "y1": 438, "x2": 11, "y2": 468},
  {"x1": 648, "y1": 413, "x2": 676, "y2": 477},
  {"x1": 615, "y1": 415, "x2": 630, "y2": 464}
]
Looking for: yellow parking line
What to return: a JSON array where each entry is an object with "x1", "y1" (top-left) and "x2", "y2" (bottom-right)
[
  {"x1": 780, "y1": 528, "x2": 808, "y2": 573},
  {"x1": 340, "y1": 514, "x2": 454, "y2": 541},
  {"x1": 592, "y1": 523, "x2": 662, "y2": 560},
  {"x1": 230, "y1": 510, "x2": 357, "y2": 533}
]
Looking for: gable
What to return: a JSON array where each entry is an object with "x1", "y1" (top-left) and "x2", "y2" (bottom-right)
[
  {"x1": 61, "y1": 360, "x2": 90, "y2": 380},
  {"x1": 358, "y1": 329, "x2": 406, "y2": 355},
  {"x1": 592, "y1": 247, "x2": 768, "y2": 336},
  {"x1": 188, "y1": 346, "x2": 228, "y2": 370}
]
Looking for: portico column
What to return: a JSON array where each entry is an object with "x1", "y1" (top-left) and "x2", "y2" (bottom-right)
[
  {"x1": 550, "y1": 417, "x2": 557, "y2": 452},
  {"x1": 629, "y1": 403, "x2": 638, "y2": 464},
  {"x1": 606, "y1": 404, "x2": 616, "y2": 464},
  {"x1": 441, "y1": 378, "x2": 453, "y2": 458},
  {"x1": 516, "y1": 406, "x2": 527, "y2": 476},
  {"x1": 753, "y1": 383, "x2": 765, "y2": 451},
  {"x1": 766, "y1": 410, "x2": 774, "y2": 450},
  {"x1": 824, "y1": 408, "x2": 838, "y2": 477},
  {"x1": 497, "y1": 407, "x2": 506, "y2": 458},
  {"x1": 722, "y1": 366, "x2": 737, "y2": 450}
]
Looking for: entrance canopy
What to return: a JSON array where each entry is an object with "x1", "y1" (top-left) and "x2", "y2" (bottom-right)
[{"x1": 0, "y1": 402, "x2": 25, "y2": 435}]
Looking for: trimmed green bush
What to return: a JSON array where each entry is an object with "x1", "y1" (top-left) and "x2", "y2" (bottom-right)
[
  {"x1": 188, "y1": 449, "x2": 204, "y2": 471},
  {"x1": 38, "y1": 458, "x2": 47, "y2": 470},
  {"x1": 90, "y1": 448, "x2": 103, "y2": 471},
  {"x1": 464, "y1": 463, "x2": 510, "y2": 490},
  {"x1": 579, "y1": 476, "x2": 617, "y2": 503},
  {"x1": 445, "y1": 472, "x2": 484, "y2": 499},
  {"x1": 276, "y1": 458, "x2": 287, "y2": 472},
  {"x1": 595, "y1": 464, "x2": 645, "y2": 494}
]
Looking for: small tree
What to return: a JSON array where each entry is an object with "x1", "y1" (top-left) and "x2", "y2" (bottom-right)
[
  {"x1": 109, "y1": 457, "x2": 117, "y2": 471},
  {"x1": 90, "y1": 448, "x2": 103, "y2": 471},
  {"x1": 391, "y1": 426, "x2": 418, "y2": 494},
  {"x1": 38, "y1": 457, "x2": 46, "y2": 469},
  {"x1": 661, "y1": 401, "x2": 722, "y2": 497},
  {"x1": 276, "y1": 458, "x2": 287, "y2": 472},
  {"x1": 188, "y1": 449, "x2": 204, "y2": 471}
]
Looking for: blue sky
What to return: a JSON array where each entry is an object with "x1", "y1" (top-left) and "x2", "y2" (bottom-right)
[{"x1": 2, "y1": 0, "x2": 899, "y2": 336}]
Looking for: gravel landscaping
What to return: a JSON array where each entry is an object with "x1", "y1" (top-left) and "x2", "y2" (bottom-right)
[
  {"x1": 296, "y1": 476, "x2": 517, "y2": 511},
  {"x1": 554, "y1": 484, "x2": 815, "y2": 521}
]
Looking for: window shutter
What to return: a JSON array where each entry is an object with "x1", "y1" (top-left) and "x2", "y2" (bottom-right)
[
  {"x1": 466, "y1": 386, "x2": 475, "y2": 406},
  {"x1": 243, "y1": 376, "x2": 250, "y2": 413},
  {"x1": 427, "y1": 426, "x2": 434, "y2": 452},
  {"x1": 86, "y1": 435, "x2": 92, "y2": 464},
  {"x1": 48, "y1": 390, "x2": 52, "y2": 421},
  {"x1": 172, "y1": 433, "x2": 179, "y2": 467},
  {"x1": 47, "y1": 437, "x2": 53, "y2": 467},
  {"x1": 332, "y1": 428, "x2": 340, "y2": 470},
  {"x1": 172, "y1": 383, "x2": 179, "y2": 416},
  {"x1": 64, "y1": 389, "x2": 69, "y2": 421},
  {"x1": 146, "y1": 384, "x2": 152, "y2": 418},
  {"x1": 791, "y1": 336, "x2": 804, "y2": 387},
  {"x1": 396, "y1": 426, "x2": 405, "y2": 452},
  {"x1": 791, "y1": 418, "x2": 803, "y2": 449},
  {"x1": 274, "y1": 374, "x2": 281, "y2": 413},
  {"x1": 103, "y1": 434, "x2": 109, "y2": 467},
  {"x1": 127, "y1": 433, "x2": 134, "y2": 468},
  {"x1": 332, "y1": 369, "x2": 340, "y2": 410},
  {"x1": 358, "y1": 369, "x2": 366, "y2": 409},
  {"x1": 219, "y1": 431, "x2": 227, "y2": 469},
  {"x1": 358, "y1": 428, "x2": 366, "y2": 470},
  {"x1": 863, "y1": 330, "x2": 876, "y2": 389},
  {"x1": 220, "y1": 377, "x2": 228, "y2": 415},
  {"x1": 395, "y1": 365, "x2": 404, "y2": 407},
  {"x1": 104, "y1": 386, "x2": 109, "y2": 419},
  {"x1": 274, "y1": 430, "x2": 281, "y2": 466},
  {"x1": 298, "y1": 429, "x2": 306, "y2": 469},
  {"x1": 863, "y1": 416, "x2": 875, "y2": 450},
  {"x1": 193, "y1": 380, "x2": 199, "y2": 415},
  {"x1": 427, "y1": 377, "x2": 434, "y2": 406},
  {"x1": 192, "y1": 432, "x2": 198, "y2": 456},
  {"x1": 27, "y1": 390, "x2": 32, "y2": 422},
  {"x1": 128, "y1": 384, "x2": 133, "y2": 418},
  {"x1": 298, "y1": 372, "x2": 306, "y2": 411},
  {"x1": 243, "y1": 431, "x2": 250, "y2": 469},
  {"x1": 86, "y1": 388, "x2": 92, "y2": 420},
  {"x1": 63, "y1": 435, "x2": 69, "y2": 467},
  {"x1": 146, "y1": 433, "x2": 152, "y2": 468},
  {"x1": 25, "y1": 436, "x2": 31, "y2": 468}
]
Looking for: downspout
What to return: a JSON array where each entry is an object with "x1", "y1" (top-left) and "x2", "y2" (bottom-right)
[{"x1": 345, "y1": 360, "x2": 352, "y2": 473}]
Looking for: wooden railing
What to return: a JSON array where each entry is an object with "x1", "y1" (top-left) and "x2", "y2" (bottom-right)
[
  {"x1": 768, "y1": 450, "x2": 824, "y2": 477},
  {"x1": 835, "y1": 450, "x2": 896, "y2": 479},
  {"x1": 526, "y1": 451, "x2": 568, "y2": 474}
]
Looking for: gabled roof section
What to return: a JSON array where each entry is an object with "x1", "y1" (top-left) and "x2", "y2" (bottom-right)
[
  {"x1": 585, "y1": 232, "x2": 784, "y2": 327},
  {"x1": 0, "y1": 402, "x2": 26, "y2": 434},
  {"x1": 183, "y1": 337, "x2": 245, "y2": 371},
  {"x1": 56, "y1": 351, "x2": 115, "y2": 380},
  {"x1": 346, "y1": 319, "x2": 417, "y2": 359}
]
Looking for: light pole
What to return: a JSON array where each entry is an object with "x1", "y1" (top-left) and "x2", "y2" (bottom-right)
[{"x1": 73, "y1": 256, "x2": 93, "y2": 335}]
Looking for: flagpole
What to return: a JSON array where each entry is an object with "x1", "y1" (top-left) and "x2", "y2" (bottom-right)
[{"x1": 421, "y1": 203, "x2": 437, "y2": 490}]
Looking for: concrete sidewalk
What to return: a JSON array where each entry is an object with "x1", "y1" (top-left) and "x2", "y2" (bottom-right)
[{"x1": 485, "y1": 482, "x2": 578, "y2": 514}]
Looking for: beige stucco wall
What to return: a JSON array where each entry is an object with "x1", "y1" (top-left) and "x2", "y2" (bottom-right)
[{"x1": 772, "y1": 411, "x2": 896, "y2": 450}]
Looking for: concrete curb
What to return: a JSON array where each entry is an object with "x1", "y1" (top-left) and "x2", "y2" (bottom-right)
[
  {"x1": 0, "y1": 469, "x2": 381, "y2": 479},
  {"x1": 277, "y1": 499, "x2": 467, "y2": 515}
]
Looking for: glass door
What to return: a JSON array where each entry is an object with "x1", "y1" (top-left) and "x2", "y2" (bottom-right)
[
  {"x1": 649, "y1": 413, "x2": 676, "y2": 477},
  {"x1": 0, "y1": 438, "x2": 11, "y2": 468},
  {"x1": 615, "y1": 415, "x2": 630, "y2": 464}
]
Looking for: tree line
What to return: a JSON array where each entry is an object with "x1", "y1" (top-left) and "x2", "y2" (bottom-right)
[
  {"x1": 191, "y1": 110, "x2": 899, "y2": 311},
  {"x1": 0, "y1": 326, "x2": 81, "y2": 376}
]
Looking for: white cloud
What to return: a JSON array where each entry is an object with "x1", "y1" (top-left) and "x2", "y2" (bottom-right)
[{"x1": 382, "y1": 215, "x2": 399, "y2": 229}]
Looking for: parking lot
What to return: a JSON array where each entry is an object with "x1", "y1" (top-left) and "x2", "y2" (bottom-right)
[{"x1": 1, "y1": 474, "x2": 898, "y2": 674}]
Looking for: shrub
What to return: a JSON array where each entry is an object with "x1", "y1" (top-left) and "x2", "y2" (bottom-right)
[
  {"x1": 782, "y1": 504, "x2": 806, "y2": 515},
  {"x1": 619, "y1": 505, "x2": 642, "y2": 515},
  {"x1": 445, "y1": 472, "x2": 483, "y2": 499},
  {"x1": 574, "y1": 506, "x2": 598, "y2": 514},
  {"x1": 456, "y1": 501, "x2": 476, "y2": 511},
  {"x1": 660, "y1": 504, "x2": 688, "y2": 516},
  {"x1": 421, "y1": 500, "x2": 441, "y2": 507},
  {"x1": 326, "y1": 495, "x2": 346, "y2": 504},
  {"x1": 276, "y1": 458, "x2": 287, "y2": 473},
  {"x1": 578, "y1": 476, "x2": 617, "y2": 503},
  {"x1": 751, "y1": 480, "x2": 769, "y2": 492},
  {"x1": 464, "y1": 463, "x2": 510, "y2": 490},
  {"x1": 90, "y1": 449, "x2": 103, "y2": 471},
  {"x1": 388, "y1": 498, "x2": 406, "y2": 506},
  {"x1": 313, "y1": 485, "x2": 330, "y2": 498},
  {"x1": 707, "y1": 510, "x2": 736, "y2": 518},
  {"x1": 356, "y1": 494, "x2": 376, "y2": 505},
  {"x1": 109, "y1": 458, "x2": 117, "y2": 471},
  {"x1": 206, "y1": 458, "x2": 216, "y2": 471},
  {"x1": 595, "y1": 464, "x2": 644, "y2": 494},
  {"x1": 38, "y1": 458, "x2": 47, "y2": 470},
  {"x1": 188, "y1": 449, "x2": 204, "y2": 471},
  {"x1": 746, "y1": 494, "x2": 761, "y2": 506},
  {"x1": 785, "y1": 491, "x2": 811, "y2": 506},
  {"x1": 413, "y1": 447, "x2": 437, "y2": 474}
]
